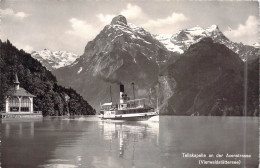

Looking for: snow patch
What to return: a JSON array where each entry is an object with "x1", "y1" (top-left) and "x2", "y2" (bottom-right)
[
  {"x1": 155, "y1": 25, "x2": 222, "y2": 53},
  {"x1": 31, "y1": 49, "x2": 79, "y2": 70},
  {"x1": 133, "y1": 57, "x2": 137, "y2": 63},
  {"x1": 252, "y1": 43, "x2": 260, "y2": 48},
  {"x1": 77, "y1": 67, "x2": 82, "y2": 74},
  {"x1": 154, "y1": 34, "x2": 184, "y2": 53}
]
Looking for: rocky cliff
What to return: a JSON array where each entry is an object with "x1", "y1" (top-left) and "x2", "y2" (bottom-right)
[
  {"x1": 53, "y1": 15, "x2": 259, "y2": 116},
  {"x1": 54, "y1": 15, "x2": 174, "y2": 109},
  {"x1": 151, "y1": 38, "x2": 258, "y2": 116}
]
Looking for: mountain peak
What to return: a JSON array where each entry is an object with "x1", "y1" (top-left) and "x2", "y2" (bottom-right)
[
  {"x1": 252, "y1": 43, "x2": 260, "y2": 48},
  {"x1": 111, "y1": 15, "x2": 127, "y2": 25},
  {"x1": 206, "y1": 25, "x2": 220, "y2": 32},
  {"x1": 154, "y1": 24, "x2": 228, "y2": 54},
  {"x1": 31, "y1": 49, "x2": 79, "y2": 70}
]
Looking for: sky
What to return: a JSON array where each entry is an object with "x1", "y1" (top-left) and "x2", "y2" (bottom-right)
[{"x1": 0, "y1": 0, "x2": 259, "y2": 55}]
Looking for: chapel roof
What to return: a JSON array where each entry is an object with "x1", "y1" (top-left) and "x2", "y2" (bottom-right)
[{"x1": 6, "y1": 87, "x2": 36, "y2": 97}]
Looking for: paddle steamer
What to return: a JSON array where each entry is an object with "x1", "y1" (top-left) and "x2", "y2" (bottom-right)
[{"x1": 99, "y1": 84, "x2": 158, "y2": 121}]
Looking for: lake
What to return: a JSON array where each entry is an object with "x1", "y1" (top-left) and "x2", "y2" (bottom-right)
[{"x1": 0, "y1": 116, "x2": 258, "y2": 168}]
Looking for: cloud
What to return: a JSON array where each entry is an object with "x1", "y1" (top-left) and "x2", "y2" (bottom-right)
[
  {"x1": 140, "y1": 12, "x2": 188, "y2": 34},
  {"x1": 66, "y1": 18, "x2": 98, "y2": 40},
  {"x1": 0, "y1": 8, "x2": 29, "y2": 19},
  {"x1": 120, "y1": 3, "x2": 144, "y2": 20},
  {"x1": 96, "y1": 14, "x2": 115, "y2": 24},
  {"x1": 224, "y1": 16, "x2": 258, "y2": 45},
  {"x1": 14, "y1": 42, "x2": 34, "y2": 53},
  {"x1": 23, "y1": 45, "x2": 34, "y2": 53},
  {"x1": 144, "y1": 13, "x2": 188, "y2": 28},
  {"x1": 96, "y1": 3, "x2": 144, "y2": 24},
  {"x1": 96, "y1": 6, "x2": 188, "y2": 34}
]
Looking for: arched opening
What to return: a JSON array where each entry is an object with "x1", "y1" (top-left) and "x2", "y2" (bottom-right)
[
  {"x1": 9, "y1": 97, "x2": 19, "y2": 112},
  {"x1": 21, "y1": 97, "x2": 30, "y2": 112}
]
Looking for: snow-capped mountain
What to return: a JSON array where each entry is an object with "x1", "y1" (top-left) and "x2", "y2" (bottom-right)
[
  {"x1": 80, "y1": 15, "x2": 173, "y2": 65},
  {"x1": 154, "y1": 25, "x2": 222, "y2": 53},
  {"x1": 54, "y1": 15, "x2": 174, "y2": 110},
  {"x1": 53, "y1": 15, "x2": 258, "y2": 115},
  {"x1": 150, "y1": 38, "x2": 258, "y2": 116},
  {"x1": 154, "y1": 25, "x2": 259, "y2": 61},
  {"x1": 252, "y1": 43, "x2": 260, "y2": 48},
  {"x1": 31, "y1": 49, "x2": 79, "y2": 70}
]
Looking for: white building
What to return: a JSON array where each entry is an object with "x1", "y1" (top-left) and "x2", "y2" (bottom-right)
[{"x1": 5, "y1": 74, "x2": 35, "y2": 113}]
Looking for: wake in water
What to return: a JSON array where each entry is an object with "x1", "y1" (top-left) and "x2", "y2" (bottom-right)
[
  {"x1": 62, "y1": 115, "x2": 160, "y2": 123},
  {"x1": 61, "y1": 115, "x2": 100, "y2": 121},
  {"x1": 148, "y1": 115, "x2": 159, "y2": 122}
]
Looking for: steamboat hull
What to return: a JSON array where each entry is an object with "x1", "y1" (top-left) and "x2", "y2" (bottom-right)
[
  {"x1": 100, "y1": 84, "x2": 159, "y2": 121},
  {"x1": 100, "y1": 112, "x2": 158, "y2": 121}
]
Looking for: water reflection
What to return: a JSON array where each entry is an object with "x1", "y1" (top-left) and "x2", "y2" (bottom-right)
[
  {"x1": 1, "y1": 117, "x2": 258, "y2": 168},
  {"x1": 39, "y1": 119, "x2": 160, "y2": 168},
  {"x1": 100, "y1": 121, "x2": 159, "y2": 159},
  {"x1": 1, "y1": 118, "x2": 87, "y2": 168},
  {"x1": 2, "y1": 118, "x2": 42, "y2": 138}
]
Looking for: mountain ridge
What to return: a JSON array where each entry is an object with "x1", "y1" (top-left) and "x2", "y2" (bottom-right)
[
  {"x1": 54, "y1": 15, "x2": 173, "y2": 109},
  {"x1": 35, "y1": 22, "x2": 258, "y2": 72},
  {"x1": 154, "y1": 24, "x2": 259, "y2": 61},
  {"x1": 52, "y1": 15, "x2": 258, "y2": 116},
  {"x1": 31, "y1": 49, "x2": 79, "y2": 71},
  {"x1": 151, "y1": 38, "x2": 258, "y2": 116}
]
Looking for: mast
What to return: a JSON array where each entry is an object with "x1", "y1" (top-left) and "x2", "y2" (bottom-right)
[
  {"x1": 110, "y1": 85, "x2": 113, "y2": 103},
  {"x1": 131, "y1": 82, "x2": 135, "y2": 105},
  {"x1": 157, "y1": 98, "x2": 159, "y2": 114},
  {"x1": 120, "y1": 84, "x2": 125, "y2": 104}
]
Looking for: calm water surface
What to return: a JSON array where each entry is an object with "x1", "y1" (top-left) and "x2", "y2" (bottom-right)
[{"x1": 1, "y1": 116, "x2": 258, "y2": 168}]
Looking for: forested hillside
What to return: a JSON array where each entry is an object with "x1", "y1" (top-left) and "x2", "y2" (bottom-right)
[{"x1": 0, "y1": 40, "x2": 95, "y2": 116}]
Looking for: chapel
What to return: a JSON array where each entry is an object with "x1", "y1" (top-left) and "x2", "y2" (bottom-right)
[{"x1": 5, "y1": 74, "x2": 35, "y2": 113}]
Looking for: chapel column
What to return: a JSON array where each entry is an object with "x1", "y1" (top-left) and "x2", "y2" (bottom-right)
[
  {"x1": 29, "y1": 97, "x2": 33, "y2": 113},
  {"x1": 5, "y1": 97, "x2": 9, "y2": 113},
  {"x1": 18, "y1": 96, "x2": 22, "y2": 112}
]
